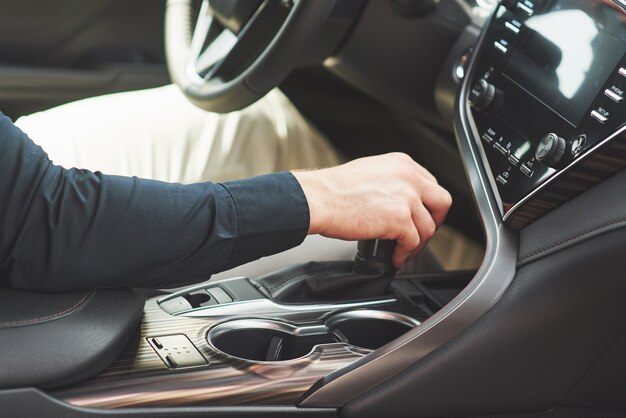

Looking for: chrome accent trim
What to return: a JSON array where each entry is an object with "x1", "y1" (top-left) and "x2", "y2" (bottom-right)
[
  {"x1": 207, "y1": 311, "x2": 419, "y2": 363},
  {"x1": 158, "y1": 276, "x2": 397, "y2": 323},
  {"x1": 178, "y1": 298, "x2": 397, "y2": 322},
  {"x1": 503, "y1": 123, "x2": 626, "y2": 222},
  {"x1": 324, "y1": 310, "x2": 421, "y2": 329},
  {"x1": 299, "y1": 8, "x2": 518, "y2": 407}
]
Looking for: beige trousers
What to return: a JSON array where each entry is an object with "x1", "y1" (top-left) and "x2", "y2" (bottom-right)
[{"x1": 16, "y1": 85, "x2": 342, "y2": 183}]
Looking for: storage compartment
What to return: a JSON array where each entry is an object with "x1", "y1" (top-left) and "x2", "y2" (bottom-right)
[{"x1": 208, "y1": 311, "x2": 419, "y2": 362}]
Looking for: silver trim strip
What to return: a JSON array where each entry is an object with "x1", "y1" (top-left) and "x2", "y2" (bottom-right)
[
  {"x1": 620, "y1": 67, "x2": 626, "y2": 78},
  {"x1": 324, "y1": 310, "x2": 421, "y2": 330},
  {"x1": 178, "y1": 298, "x2": 397, "y2": 322},
  {"x1": 158, "y1": 276, "x2": 397, "y2": 323},
  {"x1": 207, "y1": 311, "x2": 420, "y2": 364},
  {"x1": 299, "y1": 9, "x2": 518, "y2": 407}
]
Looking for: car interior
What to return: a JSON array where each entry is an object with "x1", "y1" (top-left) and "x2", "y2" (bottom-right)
[{"x1": 1, "y1": 0, "x2": 626, "y2": 417}]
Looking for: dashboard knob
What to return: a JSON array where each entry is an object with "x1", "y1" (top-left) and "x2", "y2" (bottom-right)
[
  {"x1": 469, "y1": 79, "x2": 496, "y2": 111},
  {"x1": 535, "y1": 133, "x2": 566, "y2": 167}
]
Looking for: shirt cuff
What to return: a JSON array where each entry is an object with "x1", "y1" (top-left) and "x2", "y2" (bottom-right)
[{"x1": 218, "y1": 172, "x2": 310, "y2": 270}]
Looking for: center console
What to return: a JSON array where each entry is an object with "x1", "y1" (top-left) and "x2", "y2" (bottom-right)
[
  {"x1": 51, "y1": 241, "x2": 473, "y2": 408},
  {"x1": 467, "y1": 0, "x2": 626, "y2": 228}
]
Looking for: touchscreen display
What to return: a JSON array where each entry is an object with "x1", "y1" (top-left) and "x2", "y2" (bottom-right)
[{"x1": 504, "y1": 0, "x2": 626, "y2": 126}]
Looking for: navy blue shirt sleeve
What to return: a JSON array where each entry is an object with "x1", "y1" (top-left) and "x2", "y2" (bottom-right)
[{"x1": 0, "y1": 113, "x2": 310, "y2": 292}]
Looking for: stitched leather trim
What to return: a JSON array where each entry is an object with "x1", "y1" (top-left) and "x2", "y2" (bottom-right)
[
  {"x1": 0, "y1": 291, "x2": 93, "y2": 329},
  {"x1": 518, "y1": 218, "x2": 626, "y2": 266}
]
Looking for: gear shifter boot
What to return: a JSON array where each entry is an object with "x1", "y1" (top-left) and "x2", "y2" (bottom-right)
[{"x1": 253, "y1": 240, "x2": 397, "y2": 303}]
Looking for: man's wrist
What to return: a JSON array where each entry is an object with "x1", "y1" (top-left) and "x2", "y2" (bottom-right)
[{"x1": 291, "y1": 169, "x2": 331, "y2": 236}]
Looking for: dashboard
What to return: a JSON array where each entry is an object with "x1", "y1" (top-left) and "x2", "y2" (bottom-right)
[{"x1": 466, "y1": 0, "x2": 626, "y2": 228}]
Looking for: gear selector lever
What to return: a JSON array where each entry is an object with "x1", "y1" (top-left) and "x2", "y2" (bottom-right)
[
  {"x1": 354, "y1": 239, "x2": 397, "y2": 276},
  {"x1": 254, "y1": 239, "x2": 397, "y2": 303}
]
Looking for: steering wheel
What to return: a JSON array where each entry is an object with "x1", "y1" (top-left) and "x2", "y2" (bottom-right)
[{"x1": 165, "y1": 0, "x2": 336, "y2": 113}]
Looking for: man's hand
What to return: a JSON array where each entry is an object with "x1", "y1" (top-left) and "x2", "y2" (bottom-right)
[{"x1": 292, "y1": 153, "x2": 452, "y2": 268}]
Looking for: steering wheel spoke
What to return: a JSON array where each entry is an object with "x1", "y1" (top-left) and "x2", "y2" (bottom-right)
[{"x1": 193, "y1": 0, "x2": 291, "y2": 82}]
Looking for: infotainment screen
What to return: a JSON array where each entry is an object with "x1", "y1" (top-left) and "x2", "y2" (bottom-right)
[{"x1": 504, "y1": 0, "x2": 626, "y2": 126}]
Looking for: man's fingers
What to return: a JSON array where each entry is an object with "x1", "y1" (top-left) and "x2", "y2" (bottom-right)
[
  {"x1": 411, "y1": 202, "x2": 437, "y2": 254},
  {"x1": 421, "y1": 183, "x2": 453, "y2": 228},
  {"x1": 392, "y1": 224, "x2": 420, "y2": 268}
]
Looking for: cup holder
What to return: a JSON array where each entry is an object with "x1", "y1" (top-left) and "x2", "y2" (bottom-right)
[
  {"x1": 208, "y1": 310, "x2": 419, "y2": 362},
  {"x1": 326, "y1": 310, "x2": 418, "y2": 350}
]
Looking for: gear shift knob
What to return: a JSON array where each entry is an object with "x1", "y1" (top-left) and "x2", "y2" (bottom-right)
[
  {"x1": 255, "y1": 239, "x2": 398, "y2": 303},
  {"x1": 354, "y1": 239, "x2": 397, "y2": 276}
]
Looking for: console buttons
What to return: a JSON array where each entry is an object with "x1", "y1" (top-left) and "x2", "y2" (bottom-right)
[
  {"x1": 516, "y1": 1, "x2": 535, "y2": 16},
  {"x1": 590, "y1": 108, "x2": 609, "y2": 124},
  {"x1": 493, "y1": 142, "x2": 509, "y2": 157},
  {"x1": 494, "y1": 39, "x2": 509, "y2": 54},
  {"x1": 505, "y1": 19, "x2": 522, "y2": 34},
  {"x1": 207, "y1": 287, "x2": 233, "y2": 304},
  {"x1": 470, "y1": 79, "x2": 496, "y2": 110},
  {"x1": 482, "y1": 128, "x2": 497, "y2": 144},
  {"x1": 605, "y1": 86, "x2": 624, "y2": 103},
  {"x1": 620, "y1": 67, "x2": 626, "y2": 78},
  {"x1": 151, "y1": 338, "x2": 164, "y2": 349},
  {"x1": 535, "y1": 133, "x2": 566, "y2": 167},
  {"x1": 571, "y1": 134, "x2": 586, "y2": 156},
  {"x1": 520, "y1": 163, "x2": 534, "y2": 177},
  {"x1": 165, "y1": 355, "x2": 178, "y2": 369},
  {"x1": 496, "y1": 175, "x2": 508, "y2": 186},
  {"x1": 508, "y1": 155, "x2": 520, "y2": 166},
  {"x1": 148, "y1": 334, "x2": 208, "y2": 369}
]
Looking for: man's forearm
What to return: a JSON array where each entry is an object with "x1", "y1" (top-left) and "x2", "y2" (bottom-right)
[{"x1": 0, "y1": 113, "x2": 309, "y2": 291}]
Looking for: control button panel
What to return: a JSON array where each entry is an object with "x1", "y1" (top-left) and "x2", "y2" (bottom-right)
[
  {"x1": 466, "y1": 1, "x2": 625, "y2": 212},
  {"x1": 147, "y1": 334, "x2": 208, "y2": 369}
]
